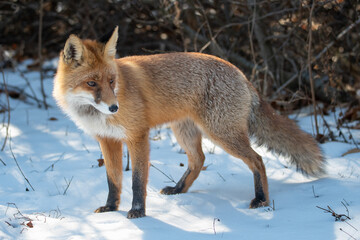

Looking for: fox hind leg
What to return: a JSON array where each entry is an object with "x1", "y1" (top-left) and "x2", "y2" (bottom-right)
[
  {"x1": 248, "y1": 153, "x2": 269, "y2": 208},
  {"x1": 161, "y1": 119, "x2": 205, "y2": 195},
  {"x1": 208, "y1": 130, "x2": 269, "y2": 208}
]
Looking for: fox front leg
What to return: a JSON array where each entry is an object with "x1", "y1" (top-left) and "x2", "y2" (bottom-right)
[
  {"x1": 95, "y1": 138, "x2": 123, "y2": 213},
  {"x1": 126, "y1": 133, "x2": 150, "y2": 218}
]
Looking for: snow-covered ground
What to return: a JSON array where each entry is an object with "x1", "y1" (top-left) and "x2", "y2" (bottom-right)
[{"x1": 0, "y1": 61, "x2": 359, "y2": 240}]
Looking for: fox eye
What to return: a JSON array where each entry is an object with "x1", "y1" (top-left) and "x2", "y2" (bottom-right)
[
  {"x1": 87, "y1": 81, "x2": 96, "y2": 87},
  {"x1": 110, "y1": 79, "x2": 114, "y2": 84}
]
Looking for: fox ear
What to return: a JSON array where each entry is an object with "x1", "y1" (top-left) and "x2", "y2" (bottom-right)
[
  {"x1": 103, "y1": 26, "x2": 118, "y2": 58},
  {"x1": 63, "y1": 35, "x2": 83, "y2": 64}
]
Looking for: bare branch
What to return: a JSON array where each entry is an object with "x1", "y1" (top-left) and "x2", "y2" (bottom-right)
[
  {"x1": 44, "y1": 152, "x2": 66, "y2": 172},
  {"x1": 38, "y1": 0, "x2": 48, "y2": 109},
  {"x1": 312, "y1": 17, "x2": 360, "y2": 64},
  {"x1": 308, "y1": 1, "x2": 319, "y2": 137},
  {"x1": 9, "y1": 137, "x2": 35, "y2": 191},
  {"x1": 1, "y1": 69, "x2": 10, "y2": 151}
]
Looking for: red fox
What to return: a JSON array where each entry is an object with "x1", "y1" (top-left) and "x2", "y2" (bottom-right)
[{"x1": 53, "y1": 27, "x2": 324, "y2": 219}]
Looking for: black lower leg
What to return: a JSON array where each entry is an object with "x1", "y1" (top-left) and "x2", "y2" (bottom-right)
[
  {"x1": 105, "y1": 175, "x2": 121, "y2": 208},
  {"x1": 161, "y1": 168, "x2": 191, "y2": 195},
  {"x1": 95, "y1": 174, "x2": 120, "y2": 213},
  {"x1": 250, "y1": 171, "x2": 267, "y2": 208},
  {"x1": 127, "y1": 171, "x2": 146, "y2": 218}
]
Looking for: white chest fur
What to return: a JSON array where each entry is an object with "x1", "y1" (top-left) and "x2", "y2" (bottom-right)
[
  {"x1": 69, "y1": 110, "x2": 127, "y2": 140},
  {"x1": 62, "y1": 92, "x2": 127, "y2": 140}
]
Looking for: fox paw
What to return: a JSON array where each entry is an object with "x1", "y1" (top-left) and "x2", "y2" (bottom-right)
[
  {"x1": 160, "y1": 186, "x2": 181, "y2": 195},
  {"x1": 94, "y1": 205, "x2": 118, "y2": 213},
  {"x1": 249, "y1": 198, "x2": 269, "y2": 209},
  {"x1": 127, "y1": 208, "x2": 146, "y2": 219}
]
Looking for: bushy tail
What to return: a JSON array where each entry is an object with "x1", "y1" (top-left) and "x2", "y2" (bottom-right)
[{"x1": 248, "y1": 98, "x2": 325, "y2": 177}]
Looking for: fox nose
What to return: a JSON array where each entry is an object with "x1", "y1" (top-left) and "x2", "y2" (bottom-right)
[{"x1": 109, "y1": 104, "x2": 118, "y2": 113}]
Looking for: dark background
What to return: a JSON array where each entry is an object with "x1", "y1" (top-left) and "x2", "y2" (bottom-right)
[{"x1": 1, "y1": 0, "x2": 360, "y2": 140}]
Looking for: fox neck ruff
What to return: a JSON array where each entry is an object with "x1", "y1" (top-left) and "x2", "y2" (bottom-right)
[{"x1": 64, "y1": 92, "x2": 127, "y2": 140}]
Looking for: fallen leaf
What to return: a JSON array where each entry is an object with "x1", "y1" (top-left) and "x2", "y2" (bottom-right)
[
  {"x1": 26, "y1": 221, "x2": 33, "y2": 228},
  {"x1": 97, "y1": 159, "x2": 105, "y2": 167}
]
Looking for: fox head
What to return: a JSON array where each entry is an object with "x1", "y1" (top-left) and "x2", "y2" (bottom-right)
[{"x1": 53, "y1": 26, "x2": 119, "y2": 115}]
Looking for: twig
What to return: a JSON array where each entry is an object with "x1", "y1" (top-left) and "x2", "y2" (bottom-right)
[
  {"x1": 271, "y1": 74, "x2": 297, "y2": 99},
  {"x1": 9, "y1": 137, "x2": 35, "y2": 191},
  {"x1": 213, "y1": 218, "x2": 220, "y2": 235},
  {"x1": 1, "y1": 69, "x2": 10, "y2": 151},
  {"x1": 125, "y1": 148, "x2": 130, "y2": 171},
  {"x1": 271, "y1": 17, "x2": 360, "y2": 101},
  {"x1": 82, "y1": 143, "x2": 90, "y2": 153},
  {"x1": 339, "y1": 228, "x2": 356, "y2": 240},
  {"x1": 333, "y1": 111, "x2": 348, "y2": 143},
  {"x1": 38, "y1": 0, "x2": 48, "y2": 109},
  {"x1": 194, "y1": 21, "x2": 206, "y2": 52},
  {"x1": 339, "y1": 108, "x2": 359, "y2": 148},
  {"x1": 312, "y1": 185, "x2": 319, "y2": 198},
  {"x1": 49, "y1": 206, "x2": 62, "y2": 219},
  {"x1": 4, "y1": 221, "x2": 13, "y2": 227},
  {"x1": 196, "y1": 0, "x2": 225, "y2": 58},
  {"x1": 150, "y1": 163, "x2": 176, "y2": 184},
  {"x1": 44, "y1": 152, "x2": 65, "y2": 172},
  {"x1": 272, "y1": 199, "x2": 275, "y2": 211},
  {"x1": 344, "y1": 220, "x2": 358, "y2": 232},
  {"x1": 341, "y1": 201, "x2": 350, "y2": 218},
  {"x1": 0, "y1": 80, "x2": 40, "y2": 106},
  {"x1": 320, "y1": 114, "x2": 336, "y2": 141},
  {"x1": 248, "y1": 0, "x2": 257, "y2": 65},
  {"x1": 316, "y1": 205, "x2": 351, "y2": 221},
  {"x1": 217, "y1": 172, "x2": 226, "y2": 182},
  {"x1": 0, "y1": 157, "x2": 6, "y2": 166},
  {"x1": 265, "y1": 199, "x2": 276, "y2": 212},
  {"x1": 308, "y1": 1, "x2": 319, "y2": 137},
  {"x1": 196, "y1": 0, "x2": 214, "y2": 53},
  {"x1": 202, "y1": 7, "x2": 298, "y2": 50},
  {"x1": 313, "y1": 17, "x2": 360, "y2": 64},
  {"x1": 6, "y1": 202, "x2": 32, "y2": 222},
  {"x1": 183, "y1": 24, "x2": 257, "y2": 70},
  {"x1": 63, "y1": 176, "x2": 73, "y2": 195},
  {"x1": 196, "y1": 0, "x2": 213, "y2": 40}
]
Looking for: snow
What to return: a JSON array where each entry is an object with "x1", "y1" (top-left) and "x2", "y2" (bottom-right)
[{"x1": 0, "y1": 63, "x2": 359, "y2": 240}]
